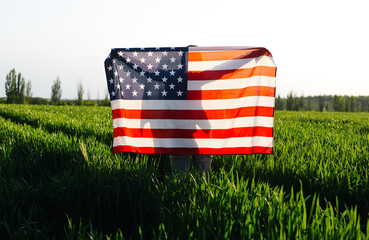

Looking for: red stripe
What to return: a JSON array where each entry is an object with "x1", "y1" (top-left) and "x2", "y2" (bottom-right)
[
  {"x1": 112, "y1": 106, "x2": 274, "y2": 120},
  {"x1": 187, "y1": 86, "x2": 275, "y2": 100},
  {"x1": 114, "y1": 127, "x2": 273, "y2": 139},
  {"x1": 113, "y1": 145, "x2": 273, "y2": 155},
  {"x1": 188, "y1": 48, "x2": 272, "y2": 61}
]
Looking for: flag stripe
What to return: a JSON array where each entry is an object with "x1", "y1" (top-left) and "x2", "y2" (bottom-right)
[
  {"x1": 188, "y1": 56, "x2": 275, "y2": 71},
  {"x1": 187, "y1": 86, "x2": 275, "y2": 100},
  {"x1": 110, "y1": 96, "x2": 275, "y2": 110},
  {"x1": 113, "y1": 146, "x2": 273, "y2": 155},
  {"x1": 112, "y1": 116, "x2": 274, "y2": 130},
  {"x1": 188, "y1": 48, "x2": 272, "y2": 61},
  {"x1": 113, "y1": 136, "x2": 273, "y2": 148},
  {"x1": 188, "y1": 66, "x2": 276, "y2": 80},
  {"x1": 112, "y1": 106, "x2": 274, "y2": 120},
  {"x1": 188, "y1": 76, "x2": 275, "y2": 90},
  {"x1": 114, "y1": 126, "x2": 273, "y2": 139}
]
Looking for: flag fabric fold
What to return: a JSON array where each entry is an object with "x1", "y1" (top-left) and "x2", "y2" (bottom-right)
[{"x1": 104, "y1": 46, "x2": 276, "y2": 155}]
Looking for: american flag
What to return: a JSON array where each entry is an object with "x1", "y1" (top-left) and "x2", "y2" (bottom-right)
[{"x1": 104, "y1": 46, "x2": 276, "y2": 155}]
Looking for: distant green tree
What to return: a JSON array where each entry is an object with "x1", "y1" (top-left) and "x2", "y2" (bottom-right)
[
  {"x1": 318, "y1": 95, "x2": 325, "y2": 112},
  {"x1": 286, "y1": 91, "x2": 295, "y2": 111},
  {"x1": 51, "y1": 77, "x2": 62, "y2": 104},
  {"x1": 26, "y1": 80, "x2": 32, "y2": 103},
  {"x1": 5, "y1": 69, "x2": 25, "y2": 104},
  {"x1": 275, "y1": 94, "x2": 284, "y2": 110},
  {"x1": 332, "y1": 95, "x2": 344, "y2": 112},
  {"x1": 77, "y1": 81, "x2": 84, "y2": 105}
]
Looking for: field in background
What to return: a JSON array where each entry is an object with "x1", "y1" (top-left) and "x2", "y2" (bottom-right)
[{"x1": 0, "y1": 104, "x2": 368, "y2": 239}]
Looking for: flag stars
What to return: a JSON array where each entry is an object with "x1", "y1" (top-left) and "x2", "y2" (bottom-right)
[
  {"x1": 107, "y1": 65, "x2": 113, "y2": 71},
  {"x1": 140, "y1": 57, "x2": 146, "y2": 63},
  {"x1": 169, "y1": 70, "x2": 175, "y2": 76},
  {"x1": 119, "y1": 77, "x2": 124, "y2": 82},
  {"x1": 162, "y1": 51, "x2": 168, "y2": 56},
  {"x1": 177, "y1": 63, "x2": 183, "y2": 69},
  {"x1": 114, "y1": 71, "x2": 118, "y2": 76},
  {"x1": 177, "y1": 76, "x2": 183, "y2": 82},
  {"x1": 140, "y1": 71, "x2": 146, "y2": 76},
  {"x1": 154, "y1": 70, "x2": 160, "y2": 76},
  {"x1": 116, "y1": 83, "x2": 120, "y2": 89},
  {"x1": 118, "y1": 65, "x2": 124, "y2": 70},
  {"x1": 147, "y1": 77, "x2": 153, "y2": 83},
  {"x1": 162, "y1": 64, "x2": 168, "y2": 70},
  {"x1": 155, "y1": 57, "x2": 161, "y2": 63},
  {"x1": 132, "y1": 90, "x2": 138, "y2": 96},
  {"x1": 111, "y1": 91, "x2": 115, "y2": 96},
  {"x1": 126, "y1": 57, "x2": 131, "y2": 63},
  {"x1": 139, "y1": 84, "x2": 145, "y2": 89},
  {"x1": 177, "y1": 90, "x2": 183, "y2": 96},
  {"x1": 125, "y1": 84, "x2": 131, "y2": 89},
  {"x1": 133, "y1": 52, "x2": 138, "y2": 56},
  {"x1": 133, "y1": 64, "x2": 139, "y2": 70},
  {"x1": 147, "y1": 51, "x2": 153, "y2": 56},
  {"x1": 132, "y1": 77, "x2": 138, "y2": 83},
  {"x1": 162, "y1": 77, "x2": 168, "y2": 83},
  {"x1": 161, "y1": 90, "x2": 167, "y2": 96},
  {"x1": 147, "y1": 64, "x2": 153, "y2": 70},
  {"x1": 169, "y1": 83, "x2": 175, "y2": 89},
  {"x1": 109, "y1": 78, "x2": 114, "y2": 84},
  {"x1": 178, "y1": 51, "x2": 184, "y2": 56},
  {"x1": 147, "y1": 90, "x2": 152, "y2": 96},
  {"x1": 126, "y1": 71, "x2": 131, "y2": 76},
  {"x1": 154, "y1": 83, "x2": 160, "y2": 89},
  {"x1": 118, "y1": 51, "x2": 124, "y2": 57},
  {"x1": 170, "y1": 57, "x2": 176, "y2": 63}
]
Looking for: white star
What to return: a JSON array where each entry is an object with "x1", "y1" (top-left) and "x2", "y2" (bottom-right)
[
  {"x1": 177, "y1": 63, "x2": 183, "y2": 69},
  {"x1": 132, "y1": 90, "x2": 138, "y2": 96},
  {"x1": 154, "y1": 70, "x2": 160, "y2": 76},
  {"x1": 177, "y1": 76, "x2": 183, "y2": 82},
  {"x1": 140, "y1": 57, "x2": 146, "y2": 63},
  {"x1": 133, "y1": 64, "x2": 138, "y2": 70},
  {"x1": 162, "y1": 63, "x2": 168, "y2": 70},
  {"x1": 132, "y1": 77, "x2": 138, "y2": 83},
  {"x1": 162, "y1": 77, "x2": 168, "y2": 83},
  {"x1": 126, "y1": 57, "x2": 131, "y2": 63},
  {"x1": 121, "y1": 91, "x2": 124, "y2": 96},
  {"x1": 147, "y1": 64, "x2": 153, "y2": 70},
  {"x1": 140, "y1": 47, "x2": 145, "y2": 50},
  {"x1": 118, "y1": 65, "x2": 123, "y2": 70},
  {"x1": 155, "y1": 57, "x2": 161, "y2": 63},
  {"x1": 147, "y1": 77, "x2": 152, "y2": 83},
  {"x1": 126, "y1": 71, "x2": 131, "y2": 76},
  {"x1": 140, "y1": 71, "x2": 145, "y2": 76},
  {"x1": 119, "y1": 77, "x2": 124, "y2": 82},
  {"x1": 154, "y1": 83, "x2": 160, "y2": 89},
  {"x1": 170, "y1": 57, "x2": 176, "y2": 63},
  {"x1": 162, "y1": 51, "x2": 168, "y2": 56},
  {"x1": 155, "y1": 47, "x2": 160, "y2": 50},
  {"x1": 125, "y1": 48, "x2": 130, "y2": 50},
  {"x1": 107, "y1": 65, "x2": 113, "y2": 71},
  {"x1": 111, "y1": 91, "x2": 115, "y2": 96},
  {"x1": 169, "y1": 70, "x2": 175, "y2": 76},
  {"x1": 114, "y1": 71, "x2": 118, "y2": 76},
  {"x1": 147, "y1": 90, "x2": 152, "y2": 96},
  {"x1": 178, "y1": 51, "x2": 183, "y2": 56},
  {"x1": 139, "y1": 84, "x2": 145, "y2": 89},
  {"x1": 171, "y1": 47, "x2": 175, "y2": 50},
  {"x1": 161, "y1": 90, "x2": 167, "y2": 96},
  {"x1": 116, "y1": 83, "x2": 120, "y2": 89},
  {"x1": 112, "y1": 59, "x2": 117, "y2": 63},
  {"x1": 118, "y1": 51, "x2": 124, "y2": 56},
  {"x1": 109, "y1": 78, "x2": 114, "y2": 84},
  {"x1": 177, "y1": 90, "x2": 183, "y2": 96},
  {"x1": 133, "y1": 52, "x2": 138, "y2": 56},
  {"x1": 147, "y1": 51, "x2": 153, "y2": 56},
  {"x1": 169, "y1": 83, "x2": 175, "y2": 89},
  {"x1": 125, "y1": 84, "x2": 131, "y2": 89}
]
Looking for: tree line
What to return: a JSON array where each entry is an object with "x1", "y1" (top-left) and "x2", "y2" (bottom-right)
[
  {"x1": 276, "y1": 91, "x2": 369, "y2": 112},
  {"x1": 2, "y1": 68, "x2": 109, "y2": 106}
]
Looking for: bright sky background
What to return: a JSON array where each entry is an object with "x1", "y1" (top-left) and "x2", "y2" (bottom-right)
[{"x1": 0, "y1": 0, "x2": 368, "y2": 99}]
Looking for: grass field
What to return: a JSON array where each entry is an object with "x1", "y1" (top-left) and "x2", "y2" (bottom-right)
[{"x1": 0, "y1": 104, "x2": 368, "y2": 239}]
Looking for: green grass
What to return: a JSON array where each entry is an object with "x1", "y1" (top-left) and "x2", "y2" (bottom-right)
[{"x1": 0, "y1": 105, "x2": 369, "y2": 239}]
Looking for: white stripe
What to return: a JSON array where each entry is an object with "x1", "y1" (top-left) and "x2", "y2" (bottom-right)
[
  {"x1": 110, "y1": 96, "x2": 275, "y2": 110},
  {"x1": 188, "y1": 76, "x2": 276, "y2": 90},
  {"x1": 113, "y1": 116, "x2": 274, "y2": 130},
  {"x1": 188, "y1": 56, "x2": 275, "y2": 71},
  {"x1": 113, "y1": 136, "x2": 273, "y2": 148}
]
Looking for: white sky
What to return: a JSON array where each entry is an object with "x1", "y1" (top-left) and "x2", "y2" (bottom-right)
[{"x1": 0, "y1": 0, "x2": 368, "y2": 99}]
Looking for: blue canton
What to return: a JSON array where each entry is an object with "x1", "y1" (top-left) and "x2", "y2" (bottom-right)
[{"x1": 104, "y1": 47, "x2": 188, "y2": 100}]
